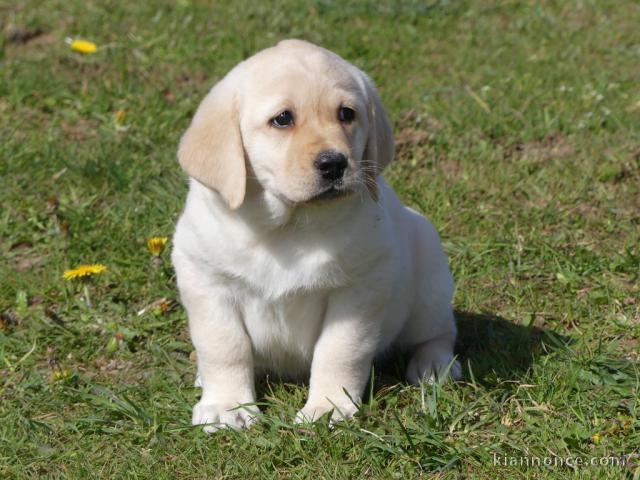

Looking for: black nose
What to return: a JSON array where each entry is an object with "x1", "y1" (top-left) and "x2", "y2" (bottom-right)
[{"x1": 314, "y1": 151, "x2": 348, "y2": 182}]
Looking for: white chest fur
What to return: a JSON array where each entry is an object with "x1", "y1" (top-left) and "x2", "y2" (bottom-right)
[
  {"x1": 241, "y1": 290, "x2": 327, "y2": 377},
  {"x1": 213, "y1": 239, "x2": 347, "y2": 377}
]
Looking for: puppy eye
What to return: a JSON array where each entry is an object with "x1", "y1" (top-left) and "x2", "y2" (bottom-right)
[
  {"x1": 272, "y1": 110, "x2": 294, "y2": 128},
  {"x1": 338, "y1": 107, "x2": 355, "y2": 123}
]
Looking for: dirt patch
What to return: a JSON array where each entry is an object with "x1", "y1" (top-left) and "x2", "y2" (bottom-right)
[
  {"x1": 509, "y1": 133, "x2": 574, "y2": 163},
  {"x1": 13, "y1": 251, "x2": 47, "y2": 272},
  {"x1": 59, "y1": 117, "x2": 100, "y2": 141},
  {"x1": 392, "y1": 109, "x2": 466, "y2": 179},
  {"x1": 94, "y1": 358, "x2": 136, "y2": 374},
  {"x1": 437, "y1": 156, "x2": 464, "y2": 179},
  {"x1": 617, "y1": 336, "x2": 639, "y2": 361},
  {"x1": 155, "y1": 70, "x2": 212, "y2": 103},
  {"x1": 4, "y1": 30, "x2": 57, "y2": 57},
  {"x1": 5, "y1": 27, "x2": 45, "y2": 44},
  {"x1": 395, "y1": 127, "x2": 431, "y2": 148},
  {"x1": 8, "y1": 242, "x2": 48, "y2": 273},
  {"x1": 394, "y1": 109, "x2": 443, "y2": 154}
]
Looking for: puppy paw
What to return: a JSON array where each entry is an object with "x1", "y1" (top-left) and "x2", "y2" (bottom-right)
[
  {"x1": 194, "y1": 372, "x2": 202, "y2": 388},
  {"x1": 295, "y1": 400, "x2": 359, "y2": 425},
  {"x1": 406, "y1": 340, "x2": 461, "y2": 384},
  {"x1": 192, "y1": 401, "x2": 258, "y2": 433}
]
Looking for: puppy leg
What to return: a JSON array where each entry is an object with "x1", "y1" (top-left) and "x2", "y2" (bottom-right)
[
  {"x1": 402, "y1": 307, "x2": 460, "y2": 384},
  {"x1": 188, "y1": 293, "x2": 257, "y2": 432},
  {"x1": 296, "y1": 289, "x2": 384, "y2": 424},
  {"x1": 176, "y1": 260, "x2": 257, "y2": 432},
  {"x1": 403, "y1": 235, "x2": 460, "y2": 383},
  {"x1": 405, "y1": 334, "x2": 460, "y2": 384}
]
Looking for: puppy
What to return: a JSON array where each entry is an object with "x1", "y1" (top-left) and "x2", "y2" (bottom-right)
[{"x1": 172, "y1": 39, "x2": 459, "y2": 432}]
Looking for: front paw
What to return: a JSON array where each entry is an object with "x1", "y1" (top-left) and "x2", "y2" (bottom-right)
[
  {"x1": 192, "y1": 401, "x2": 258, "y2": 433},
  {"x1": 295, "y1": 399, "x2": 359, "y2": 425}
]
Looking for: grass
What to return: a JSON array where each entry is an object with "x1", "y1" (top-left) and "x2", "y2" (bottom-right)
[{"x1": 1, "y1": 0, "x2": 639, "y2": 478}]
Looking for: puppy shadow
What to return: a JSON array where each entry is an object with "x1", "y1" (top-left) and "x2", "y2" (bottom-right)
[
  {"x1": 452, "y1": 310, "x2": 571, "y2": 385},
  {"x1": 253, "y1": 310, "x2": 572, "y2": 408},
  {"x1": 372, "y1": 310, "x2": 571, "y2": 388}
]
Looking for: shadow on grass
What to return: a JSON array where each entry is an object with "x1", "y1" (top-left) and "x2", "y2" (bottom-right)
[
  {"x1": 254, "y1": 310, "x2": 572, "y2": 403},
  {"x1": 371, "y1": 310, "x2": 571, "y2": 388},
  {"x1": 453, "y1": 310, "x2": 571, "y2": 385}
]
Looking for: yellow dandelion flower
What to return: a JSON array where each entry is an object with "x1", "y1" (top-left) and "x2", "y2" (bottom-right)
[
  {"x1": 115, "y1": 110, "x2": 126, "y2": 124},
  {"x1": 63, "y1": 264, "x2": 107, "y2": 280},
  {"x1": 591, "y1": 433, "x2": 601, "y2": 444},
  {"x1": 52, "y1": 368, "x2": 71, "y2": 381},
  {"x1": 147, "y1": 236, "x2": 169, "y2": 256},
  {"x1": 70, "y1": 39, "x2": 98, "y2": 54}
]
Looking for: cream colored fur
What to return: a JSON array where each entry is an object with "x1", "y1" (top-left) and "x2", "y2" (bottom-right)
[{"x1": 172, "y1": 39, "x2": 459, "y2": 432}]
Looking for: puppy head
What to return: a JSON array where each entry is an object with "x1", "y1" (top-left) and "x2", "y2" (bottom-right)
[{"x1": 178, "y1": 39, "x2": 394, "y2": 209}]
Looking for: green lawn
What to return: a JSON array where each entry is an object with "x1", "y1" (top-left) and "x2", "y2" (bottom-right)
[{"x1": 1, "y1": 1, "x2": 639, "y2": 478}]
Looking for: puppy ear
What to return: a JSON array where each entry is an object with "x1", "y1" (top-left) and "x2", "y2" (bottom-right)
[
  {"x1": 178, "y1": 78, "x2": 246, "y2": 210},
  {"x1": 361, "y1": 72, "x2": 394, "y2": 201}
]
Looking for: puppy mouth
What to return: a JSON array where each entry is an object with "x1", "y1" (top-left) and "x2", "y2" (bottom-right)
[{"x1": 308, "y1": 183, "x2": 353, "y2": 202}]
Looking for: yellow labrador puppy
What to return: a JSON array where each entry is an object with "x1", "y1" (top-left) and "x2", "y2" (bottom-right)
[{"x1": 172, "y1": 39, "x2": 459, "y2": 432}]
